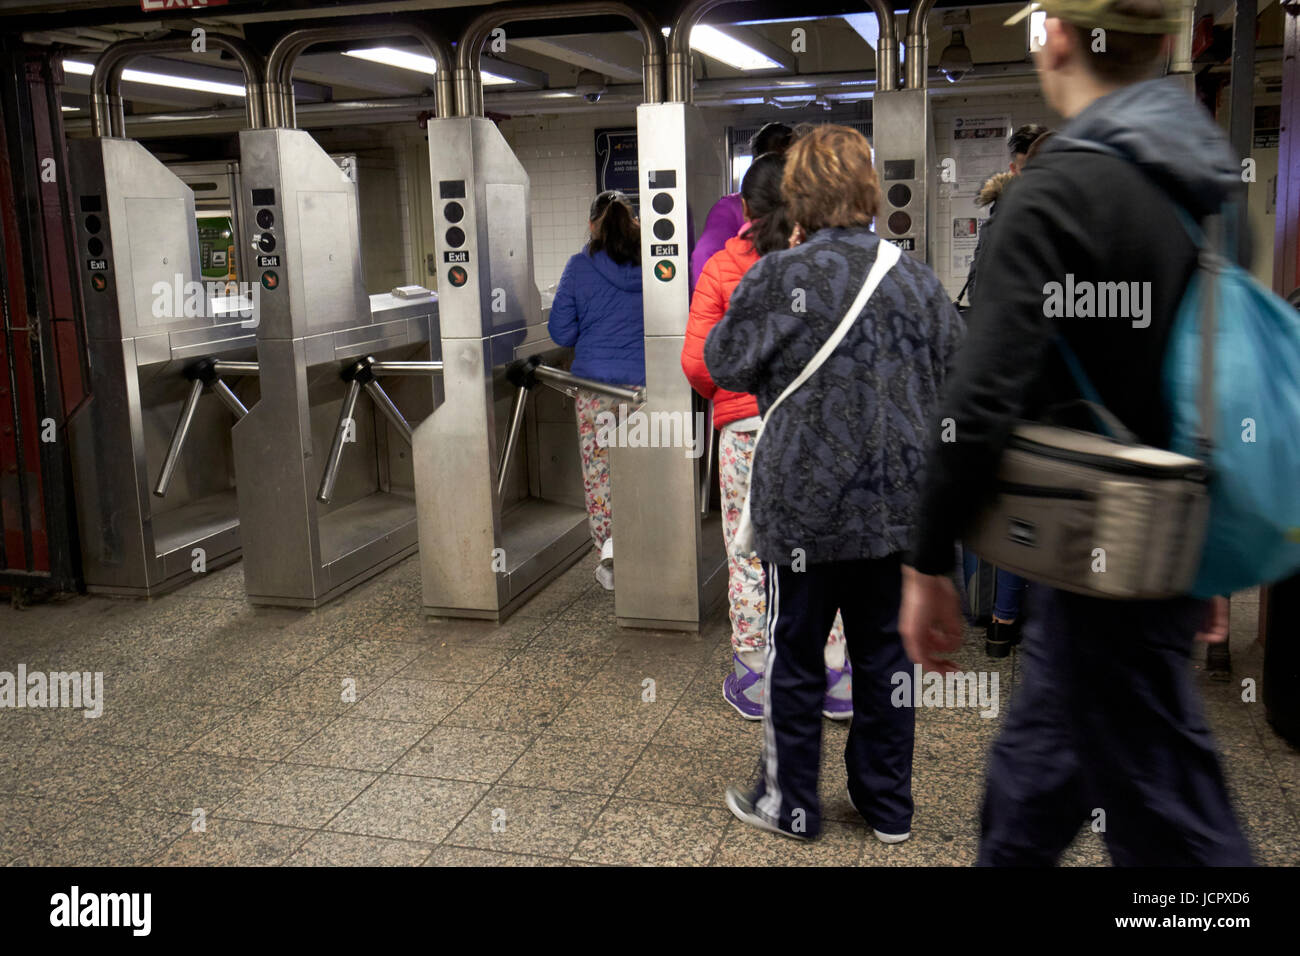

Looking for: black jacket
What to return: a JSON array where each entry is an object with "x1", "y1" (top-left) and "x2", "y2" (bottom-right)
[{"x1": 909, "y1": 77, "x2": 1245, "y2": 575}]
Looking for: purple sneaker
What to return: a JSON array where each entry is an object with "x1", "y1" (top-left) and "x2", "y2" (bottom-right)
[
  {"x1": 723, "y1": 653, "x2": 764, "y2": 720},
  {"x1": 822, "y1": 657, "x2": 852, "y2": 721}
]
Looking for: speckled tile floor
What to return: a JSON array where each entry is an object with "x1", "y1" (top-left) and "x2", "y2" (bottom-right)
[{"x1": 1, "y1": 553, "x2": 1296, "y2": 867}]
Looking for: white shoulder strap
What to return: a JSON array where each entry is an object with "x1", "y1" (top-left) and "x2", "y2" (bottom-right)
[{"x1": 761, "y1": 239, "x2": 902, "y2": 424}]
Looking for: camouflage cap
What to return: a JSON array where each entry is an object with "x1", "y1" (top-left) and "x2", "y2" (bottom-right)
[{"x1": 1004, "y1": 0, "x2": 1184, "y2": 34}]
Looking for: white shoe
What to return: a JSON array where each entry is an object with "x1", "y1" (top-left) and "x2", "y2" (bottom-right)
[
  {"x1": 848, "y1": 791, "x2": 911, "y2": 844},
  {"x1": 594, "y1": 562, "x2": 615, "y2": 590}
]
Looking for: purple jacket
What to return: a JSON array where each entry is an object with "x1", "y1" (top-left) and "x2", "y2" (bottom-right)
[{"x1": 690, "y1": 193, "x2": 745, "y2": 287}]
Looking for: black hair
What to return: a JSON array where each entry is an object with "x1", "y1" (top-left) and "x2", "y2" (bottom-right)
[
  {"x1": 741, "y1": 152, "x2": 792, "y2": 257},
  {"x1": 1008, "y1": 123, "x2": 1049, "y2": 156},
  {"x1": 750, "y1": 122, "x2": 794, "y2": 158},
  {"x1": 587, "y1": 190, "x2": 640, "y2": 266}
]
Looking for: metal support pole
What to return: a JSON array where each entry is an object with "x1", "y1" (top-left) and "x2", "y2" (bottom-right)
[
  {"x1": 317, "y1": 379, "x2": 362, "y2": 503},
  {"x1": 1228, "y1": 0, "x2": 1257, "y2": 266},
  {"x1": 154, "y1": 378, "x2": 204, "y2": 497},
  {"x1": 363, "y1": 380, "x2": 413, "y2": 445},
  {"x1": 496, "y1": 385, "x2": 531, "y2": 498}
]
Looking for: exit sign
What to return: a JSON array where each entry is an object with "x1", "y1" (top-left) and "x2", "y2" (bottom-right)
[{"x1": 140, "y1": 0, "x2": 228, "y2": 10}]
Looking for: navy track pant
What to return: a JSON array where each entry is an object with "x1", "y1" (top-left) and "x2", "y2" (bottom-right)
[
  {"x1": 978, "y1": 585, "x2": 1253, "y2": 866},
  {"x1": 751, "y1": 555, "x2": 914, "y2": 838}
]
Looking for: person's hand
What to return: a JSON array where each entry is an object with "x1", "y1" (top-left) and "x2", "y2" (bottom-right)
[
  {"x1": 899, "y1": 565, "x2": 964, "y2": 673},
  {"x1": 1194, "y1": 596, "x2": 1230, "y2": 644},
  {"x1": 788, "y1": 224, "x2": 805, "y2": 248}
]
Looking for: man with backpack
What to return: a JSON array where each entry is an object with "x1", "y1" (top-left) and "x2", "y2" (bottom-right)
[{"x1": 900, "y1": 0, "x2": 1254, "y2": 865}]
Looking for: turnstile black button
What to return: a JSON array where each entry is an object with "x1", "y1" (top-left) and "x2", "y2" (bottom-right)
[
  {"x1": 653, "y1": 218, "x2": 675, "y2": 240},
  {"x1": 258, "y1": 233, "x2": 277, "y2": 252},
  {"x1": 445, "y1": 226, "x2": 466, "y2": 248},
  {"x1": 444, "y1": 201, "x2": 465, "y2": 223},
  {"x1": 84, "y1": 214, "x2": 101, "y2": 234},
  {"x1": 256, "y1": 208, "x2": 275, "y2": 229},
  {"x1": 887, "y1": 183, "x2": 912, "y2": 208},
  {"x1": 652, "y1": 193, "x2": 674, "y2": 214},
  {"x1": 887, "y1": 211, "x2": 912, "y2": 235},
  {"x1": 87, "y1": 237, "x2": 104, "y2": 256}
]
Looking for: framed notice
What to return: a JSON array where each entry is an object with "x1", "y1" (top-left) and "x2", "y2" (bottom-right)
[{"x1": 595, "y1": 128, "x2": 639, "y2": 216}]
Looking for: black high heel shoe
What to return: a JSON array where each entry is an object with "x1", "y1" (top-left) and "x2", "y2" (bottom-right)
[{"x1": 984, "y1": 619, "x2": 1023, "y2": 658}]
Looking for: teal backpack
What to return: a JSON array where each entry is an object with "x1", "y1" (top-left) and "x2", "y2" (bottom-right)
[
  {"x1": 1057, "y1": 136, "x2": 1300, "y2": 597},
  {"x1": 1164, "y1": 207, "x2": 1300, "y2": 597}
]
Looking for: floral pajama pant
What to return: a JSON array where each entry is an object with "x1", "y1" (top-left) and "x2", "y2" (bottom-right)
[
  {"x1": 719, "y1": 425, "x2": 845, "y2": 654},
  {"x1": 574, "y1": 387, "x2": 627, "y2": 550}
]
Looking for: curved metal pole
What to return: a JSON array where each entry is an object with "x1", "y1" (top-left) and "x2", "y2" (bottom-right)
[
  {"x1": 456, "y1": 1, "x2": 664, "y2": 117},
  {"x1": 667, "y1": 0, "x2": 759, "y2": 103},
  {"x1": 93, "y1": 34, "x2": 265, "y2": 137},
  {"x1": 905, "y1": 0, "x2": 938, "y2": 90},
  {"x1": 266, "y1": 18, "x2": 454, "y2": 129},
  {"x1": 864, "y1": 0, "x2": 898, "y2": 93}
]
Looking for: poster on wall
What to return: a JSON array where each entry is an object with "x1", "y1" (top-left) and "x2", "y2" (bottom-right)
[
  {"x1": 595, "y1": 127, "x2": 640, "y2": 216},
  {"x1": 949, "y1": 115, "x2": 1010, "y2": 277}
]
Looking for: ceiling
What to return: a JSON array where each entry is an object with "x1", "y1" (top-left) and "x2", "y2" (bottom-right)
[{"x1": 7, "y1": 0, "x2": 1282, "y2": 133}]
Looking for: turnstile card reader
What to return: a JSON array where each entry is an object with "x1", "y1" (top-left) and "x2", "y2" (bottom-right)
[
  {"x1": 233, "y1": 127, "x2": 440, "y2": 608},
  {"x1": 67, "y1": 137, "x2": 259, "y2": 596}
]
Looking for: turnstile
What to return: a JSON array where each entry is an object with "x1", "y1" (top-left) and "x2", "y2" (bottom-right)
[
  {"x1": 612, "y1": 99, "x2": 728, "y2": 630},
  {"x1": 221, "y1": 20, "x2": 454, "y2": 609},
  {"x1": 415, "y1": 117, "x2": 594, "y2": 620},
  {"x1": 231, "y1": 128, "x2": 440, "y2": 607},
  {"x1": 414, "y1": 1, "x2": 666, "y2": 622},
  {"x1": 65, "y1": 37, "x2": 264, "y2": 596}
]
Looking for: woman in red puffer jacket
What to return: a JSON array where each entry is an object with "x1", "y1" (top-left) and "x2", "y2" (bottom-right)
[{"x1": 681, "y1": 151, "x2": 848, "y2": 722}]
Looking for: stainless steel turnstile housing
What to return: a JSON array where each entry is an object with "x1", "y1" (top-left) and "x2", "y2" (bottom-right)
[
  {"x1": 66, "y1": 138, "x2": 259, "y2": 595},
  {"x1": 415, "y1": 117, "x2": 591, "y2": 620},
  {"x1": 232, "y1": 127, "x2": 440, "y2": 607}
]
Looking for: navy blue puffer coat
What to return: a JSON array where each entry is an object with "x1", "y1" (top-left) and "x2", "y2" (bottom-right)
[{"x1": 548, "y1": 247, "x2": 646, "y2": 386}]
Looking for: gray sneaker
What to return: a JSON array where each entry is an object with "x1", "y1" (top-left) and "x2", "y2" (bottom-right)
[{"x1": 724, "y1": 786, "x2": 810, "y2": 841}]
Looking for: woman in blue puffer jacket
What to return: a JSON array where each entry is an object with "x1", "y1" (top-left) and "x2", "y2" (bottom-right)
[{"x1": 548, "y1": 190, "x2": 645, "y2": 590}]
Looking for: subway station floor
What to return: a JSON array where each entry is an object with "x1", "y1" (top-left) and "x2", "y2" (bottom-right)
[{"x1": 1, "y1": 552, "x2": 1297, "y2": 867}]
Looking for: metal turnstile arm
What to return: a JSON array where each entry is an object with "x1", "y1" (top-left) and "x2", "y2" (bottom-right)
[
  {"x1": 154, "y1": 356, "x2": 258, "y2": 498},
  {"x1": 317, "y1": 378, "x2": 363, "y2": 504},
  {"x1": 497, "y1": 354, "x2": 648, "y2": 498},
  {"x1": 316, "y1": 356, "x2": 443, "y2": 503}
]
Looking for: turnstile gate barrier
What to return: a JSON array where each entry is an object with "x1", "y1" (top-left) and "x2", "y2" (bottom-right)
[{"x1": 66, "y1": 36, "x2": 264, "y2": 596}]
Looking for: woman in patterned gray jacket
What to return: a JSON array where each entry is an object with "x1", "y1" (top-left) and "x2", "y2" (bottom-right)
[{"x1": 704, "y1": 124, "x2": 964, "y2": 844}]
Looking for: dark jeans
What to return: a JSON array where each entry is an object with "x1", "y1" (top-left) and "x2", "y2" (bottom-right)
[
  {"x1": 750, "y1": 555, "x2": 914, "y2": 838},
  {"x1": 979, "y1": 585, "x2": 1253, "y2": 866},
  {"x1": 961, "y1": 548, "x2": 1027, "y2": 621}
]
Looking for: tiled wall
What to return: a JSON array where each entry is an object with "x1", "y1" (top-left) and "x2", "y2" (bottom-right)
[{"x1": 501, "y1": 111, "x2": 638, "y2": 293}]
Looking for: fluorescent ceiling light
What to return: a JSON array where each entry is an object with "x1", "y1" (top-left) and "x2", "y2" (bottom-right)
[
  {"x1": 660, "y1": 24, "x2": 784, "y2": 71},
  {"x1": 343, "y1": 47, "x2": 514, "y2": 86},
  {"x1": 62, "y1": 58, "x2": 245, "y2": 96},
  {"x1": 61, "y1": 105, "x2": 79, "y2": 112}
]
